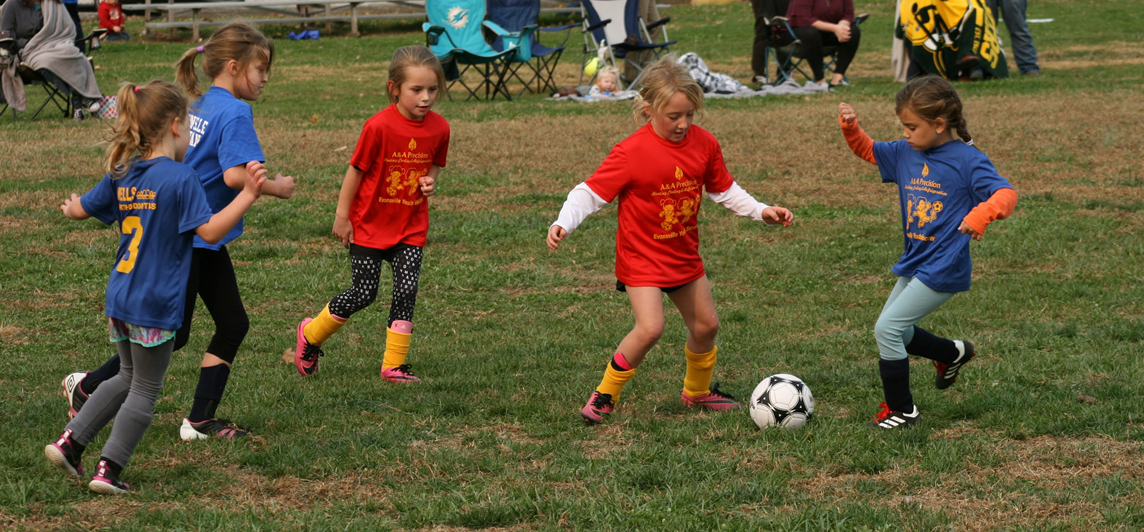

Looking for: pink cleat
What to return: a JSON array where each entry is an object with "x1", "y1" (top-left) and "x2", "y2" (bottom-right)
[
  {"x1": 381, "y1": 364, "x2": 421, "y2": 383},
  {"x1": 680, "y1": 383, "x2": 739, "y2": 411},
  {"x1": 294, "y1": 319, "x2": 324, "y2": 376},
  {"x1": 580, "y1": 391, "x2": 614, "y2": 424}
]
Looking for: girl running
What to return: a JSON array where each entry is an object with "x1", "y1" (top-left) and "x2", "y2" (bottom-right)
[
  {"x1": 45, "y1": 80, "x2": 266, "y2": 495},
  {"x1": 547, "y1": 57, "x2": 794, "y2": 425},
  {"x1": 290, "y1": 45, "x2": 449, "y2": 382},
  {"x1": 62, "y1": 23, "x2": 295, "y2": 441},
  {"x1": 838, "y1": 75, "x2": 1017, "y2": 429}
]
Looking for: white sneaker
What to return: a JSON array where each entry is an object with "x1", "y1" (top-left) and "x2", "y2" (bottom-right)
[{"x1": 62, "y1": 372, "x2": 88, "y2": 419}]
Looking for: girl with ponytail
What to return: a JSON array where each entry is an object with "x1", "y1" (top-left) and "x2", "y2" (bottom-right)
[
  {"x1": 62, "y1": 23, "x2": 293, "y2": 443},
  {"x1": 46, "y1": 80, "x2": 267, "y2": 494},
  {"x1": 837, "y1": 75, "x2": 1018, "y2": 430}
]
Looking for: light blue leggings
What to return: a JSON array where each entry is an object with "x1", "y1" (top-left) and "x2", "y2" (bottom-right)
[{"x1": 875, "y1": 277, "x2": 954, "y2": 361}]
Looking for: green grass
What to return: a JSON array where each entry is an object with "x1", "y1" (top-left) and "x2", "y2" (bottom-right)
[{"x1": 2, "y1": 1, "x2": 1144, "y2": 530}]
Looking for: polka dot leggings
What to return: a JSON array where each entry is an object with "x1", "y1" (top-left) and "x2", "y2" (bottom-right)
[{"x1": 329, "y1": 245, "x2": 422, "y2": 326}]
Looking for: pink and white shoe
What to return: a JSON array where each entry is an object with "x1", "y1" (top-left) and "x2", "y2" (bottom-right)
[
  {"x1": 680, "y1": 383, "x2": 739, "y2": 411},
  {"x1": 381, "y1": 364, "x2": 421, "y2": 383},
  {"x1": 294, "y1": 319, "x2": 324, "y2": 377},
  {"x1": 89, "y1": 459, "x2": 130, "y2": 495},
  {"x1": 580, "y1": 391, "x2": 614, "y2": 424},
  {"x1": 44, "y1": 429, "x2": 84, "y2": 479}
]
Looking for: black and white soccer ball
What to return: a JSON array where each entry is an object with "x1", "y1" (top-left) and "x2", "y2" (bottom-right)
[{"x1": 749, "y1": 374, "x2": 815, "y2": 429}]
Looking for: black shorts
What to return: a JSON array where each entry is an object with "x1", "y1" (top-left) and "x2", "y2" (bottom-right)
[
  {"x1": 616, "y1": 281, "x2": 686, "y2": 294},
  {"x1": 350, "y1": 242, "x2": 418, "y2": 260}
]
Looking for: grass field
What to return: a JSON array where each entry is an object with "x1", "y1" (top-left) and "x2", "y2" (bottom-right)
[{"x1": 2, "y1": 1, "x2": 1144, "y2": 530}]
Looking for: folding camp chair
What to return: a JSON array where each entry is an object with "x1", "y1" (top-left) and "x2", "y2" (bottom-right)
[
  {"x1": 579, "y1": 0, "x2": 675, "y2": 91},
  {"x1": 422, "y1": 0, "x2": 518, "y2": 101},
  {"x1": 487, "y1": 0, "x2": 578, "y2": 96},
  {"x1": 0, "y1": 39, "x2": 74, "y2": 121},
  {"x1": 762, "y1": 2, "x2": 869, "y2": 85}
]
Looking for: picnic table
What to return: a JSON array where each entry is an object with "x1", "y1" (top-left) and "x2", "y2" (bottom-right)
[{"x1": 123, "y1": 0, "x2": 585, "y2": 42}]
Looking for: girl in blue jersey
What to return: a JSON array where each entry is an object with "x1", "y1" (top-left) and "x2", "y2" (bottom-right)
[
  {"x1": 62, "y1": 23, "x2": 294, "y2": 441},
  {"x1": 838, "y1": 76, "x2": 1017, "y2": 430},
  {"x1": 44, "y1": 80, "x2": 267, "y2": 495}
]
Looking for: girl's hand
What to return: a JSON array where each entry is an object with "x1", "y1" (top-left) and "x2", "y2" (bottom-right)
[
  {"x1": 839, "y1": 103, "x2": 857, "y2": 124},
  {"x1": 333, "y1": 215, "x2": 354, "y2": 248},
  {"x1": 959, "y1": 220, "x2": 983, "y2": 241},
  {"x1": 271, "y1": 173, "x2": 296, "y2": 199},
  {"x1": 244, "y1": 161, "x2": 268, "y2": 198},
  {"x1": 61, "y1": 193, "x2": 79, "y2": 217},
  {"x1": 761, "y1": 206, "x2": 794, "y2": 227},
  {"x1": 547, "y1": 224, "x2": 567, "y2": 250},
  {"x1": 419, "y1": 174, "x2": 436, "y2": 197}
]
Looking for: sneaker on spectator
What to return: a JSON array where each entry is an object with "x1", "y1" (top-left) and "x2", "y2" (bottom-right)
[{"x1": 89, "y1": 459, "x2": 130, "y2": 495}]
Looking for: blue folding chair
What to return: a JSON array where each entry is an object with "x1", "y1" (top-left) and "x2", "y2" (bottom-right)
[
  {"x1": 422, "y1": 0, "x2": 518, "y2": 101},
  {"x1": 488, "y1": 0, "x2": 578, "y2": 96},
  {"x1": 579, "y1": 0, "x2": 675, "y2": 90}
]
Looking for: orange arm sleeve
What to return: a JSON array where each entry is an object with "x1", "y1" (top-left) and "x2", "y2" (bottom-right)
[
  {"x1": 839, "y1": 116, "x2": 876, "y2": 164},
  {"x1": 962, "y1": 188, "x2": 1017, "y2": 236}
]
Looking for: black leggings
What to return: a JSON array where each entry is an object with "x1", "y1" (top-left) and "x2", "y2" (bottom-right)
[
  {"x1": 791, "y1": 24, "x2": 862, "y2": 82},
  {"x1": 329, "y1": 244, "x2": 423, "y2": 326},
  {"x1": 175, "y1": 246, "x2": 249, "y2": 361}
]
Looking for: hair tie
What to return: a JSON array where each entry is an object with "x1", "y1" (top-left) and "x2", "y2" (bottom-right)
[
  {"x1": 966, "y1": 139, "x2": 975, "y2": 146},
  {"x1": 133, "y1": 86, "x2": 139, "y2": 92},
  {"x1": 197, "y1": 46, "x2": 205, "y2": 53}
]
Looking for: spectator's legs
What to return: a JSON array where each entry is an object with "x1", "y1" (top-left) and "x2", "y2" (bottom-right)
[
  {"x1": 832, "y1": 24, "x2": 862, "y2": 79},
  {"x1": 751, "y1": 16, "x2": 769, "y2": 81},
  {"x1": 991, "y1": 0, "x2": 1039, "y2": 74},
  {"x1": 791, "y1": 26, "x2": 826, "y2": 83},
  {"x1": 623, "y1": 0, "x2": 664, "y2": 84}
]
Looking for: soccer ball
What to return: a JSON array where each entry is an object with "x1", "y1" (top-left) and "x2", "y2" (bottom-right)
[{"x1": 749, "y1": 374, "x2": 815, "y2": 429}]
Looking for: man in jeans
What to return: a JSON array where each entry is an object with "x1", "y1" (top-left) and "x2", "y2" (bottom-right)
[{"x1": 988, "y1": 0, "x2": 1040, "y2": 75}]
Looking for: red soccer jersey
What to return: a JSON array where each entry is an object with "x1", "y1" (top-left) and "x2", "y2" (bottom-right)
[
  {"x1": 348, "y1": 105, "x2": 449, "y2": 249},
  {"x1": 585, "y1": 124, "x2": 734, "y2": 286}
]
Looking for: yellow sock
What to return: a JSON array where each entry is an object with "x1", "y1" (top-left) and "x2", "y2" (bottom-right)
[
  {"x1": 683, "y1": 345, "x2": 717, "y2": 398},
  {"x1": 597, "y1": 363, "x2": 637, "y2": 404},
  {"x1": 381, "y1": 327, "x2": 412, "y2": 370},
  {"x1": 303, "y1": 305, "x2": 347, "y2": 345}
]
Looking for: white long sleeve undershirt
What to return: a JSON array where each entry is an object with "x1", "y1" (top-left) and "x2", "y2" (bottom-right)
[{"x1": 551, "y1": 181, "x2": 771, "y2": 234}]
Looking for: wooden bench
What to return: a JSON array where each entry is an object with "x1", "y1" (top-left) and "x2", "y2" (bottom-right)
[{"x1": 124, "y1": 0, "x2": 584, "y2": 42}]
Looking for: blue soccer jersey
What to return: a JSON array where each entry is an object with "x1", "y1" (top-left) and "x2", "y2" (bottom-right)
[
  {"x1": 871, "y1": 139, "x2": 1013, "y2": 293},
  {"x1": 80, "y1": 157, "x2": 214, "y2": 330},
  {"x1": 184, "y1": 86, "x2": 265, "y2": 250}
]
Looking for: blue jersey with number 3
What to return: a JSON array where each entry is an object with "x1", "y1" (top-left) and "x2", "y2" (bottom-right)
[{"x1": 80, "y1": 157, "x2": 214, "y2": 330}]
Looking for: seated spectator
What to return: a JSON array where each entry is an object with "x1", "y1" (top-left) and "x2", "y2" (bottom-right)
[
  {"x1": 0, "y1": 0, "x2": 102, "y2": 119},
  {"x1": 786, "y1": 0, "x2": 860, "y2": 88},
  {"x1": 98, "y1": 0, "x2": 128, "y2": 41}
]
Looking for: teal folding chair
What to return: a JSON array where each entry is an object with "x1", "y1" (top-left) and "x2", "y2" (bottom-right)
[{"x1": 423, "y1": 0, "x2": 518, "y2": 101}]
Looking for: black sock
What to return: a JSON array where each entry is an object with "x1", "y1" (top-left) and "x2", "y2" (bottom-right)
[
  {"x1": 68, "y1": 434, "x2": 86, "y2": 456},
  {"x1": 99, "y1": 457, "x2": 124, "y2": 477},
  {"x1": 879, "y1": 358, "x2": 913, "y2": 413},
  {"x1": 188, "y1": 365, "x2": 230, "y2": 422},
  {"x1": 81, "y1": 355, "x2": 122, "y2": 395},
  {"x1": 905, "y1": 326, "x2": 960, "y2": 364}
]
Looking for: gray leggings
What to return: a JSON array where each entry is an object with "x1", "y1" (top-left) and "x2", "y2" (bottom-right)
[
  {"x1": 65, "y1": 338, "x2": 173, "y2": 468},
  {"x1": 874, "y1": 276, "x2": 955, "y2": 361}
]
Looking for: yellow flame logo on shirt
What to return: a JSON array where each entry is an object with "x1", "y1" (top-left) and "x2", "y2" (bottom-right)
[
  {"x1": 922, "y1": 163, "x2": 929, "y2": 178},
  {"x1": 409, "y1": 138, "x2": 417, "y2": 150},
  {"x1": 674, "y1": 166, "x2": 684, "y2": 180}
]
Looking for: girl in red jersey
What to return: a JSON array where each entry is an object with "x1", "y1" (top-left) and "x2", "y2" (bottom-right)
[
  {"x1": 290, "y1": 46, "x2": 449, "y2": 382},
  {"x1": 548, "y1": 57, "x2": 794, "y2": 424}
]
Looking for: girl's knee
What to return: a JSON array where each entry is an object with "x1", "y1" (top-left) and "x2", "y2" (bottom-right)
[
  {"x1": 693, "y1": 317, "x2": 719, "y2": 343},
  {"x1": 634, "y1": 321, "x2": 665, "y2": 344},
  {"x1": 874, "y1": 317, "x2": 906, "y2": 347}
]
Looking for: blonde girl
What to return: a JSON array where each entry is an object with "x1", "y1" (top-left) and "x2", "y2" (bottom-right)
[
  {"x1": 45, "y1": 80, "x2": 266, "y2": 494},
  {"x1": 63, "y1": 23, "x2": 295, "y2": 442},
  {"x1": 548, "y1": 56, "x2": 794, "y2": 424},
  {"x1": 290, "y1": 46, "x2": 449, "y2": 383}
]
